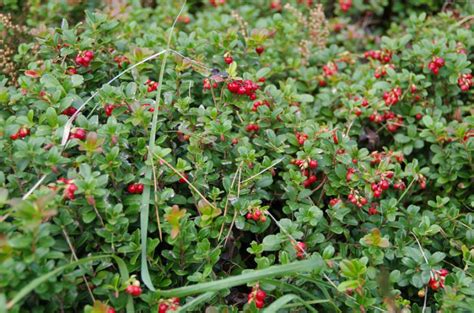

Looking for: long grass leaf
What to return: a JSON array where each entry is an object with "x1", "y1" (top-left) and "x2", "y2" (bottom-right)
[
  {"x1": 262, "y1": 294, "x2": 318, "y2": 313},
  {"x1": 140, "y1": 0, "x2": 187, "y2": 292},
  {"x1": 176, "y1": 292, "x2": 216, "y2": 312},
  {"x1": 157, "y1": 259, "x2": 321, "y2": 298}
]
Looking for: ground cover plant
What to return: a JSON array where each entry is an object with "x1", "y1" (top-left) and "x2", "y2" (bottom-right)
[{"x1": 0, "y1": 0, "x2": 473, "y2": 312}]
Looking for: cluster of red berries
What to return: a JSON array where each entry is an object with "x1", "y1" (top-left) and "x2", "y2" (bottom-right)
[
  {"x1": 393, "y1": 180, "x2": 406, "y2": 190},
  {"x1": 369, "y1": 111, "x2": 403, "y2": 132},
  {"x1": 329, "y1": 198, "x2": 341, "y2": 207},
  {"x1": 346, "y1": 168, "x2": 356, "y2": 182},
  {"x1": 224, "y1": 54, "x2": 233, "y2": 64},
  {"x1": 374, "y1": 64, "x2": 394, "y2": 79},
  {"x1": 295, "y1": 132, "x2": 308, "y2": 145},
  {"x1": 125, "y1": 284, "x2": 142, "y2": 297},
  {"x1": 177, "y1": 15, "x2": 191, "y2": 24},
  {"x1": 370, "y1": 151, "x2": 403, "y2": 165},
  {"x1": 70, "y1": 128, "x2": 86, "y2": 140},
  {"x1": 158, "y1": 298, "x2": 180, "y2": 313},
  {"x1": 66, "y1": 67, "x2": 78, "y2": 75},
  {"x1": 348, "y1": 192, "x2": 368, "y2": 208},
  {"x1": 75, "y1": 50, "x2": 94, "y2": 67},
  {"x1": 364, "y1": 49, "x2": 392, "y2": 64},
  {"x1": 248, "y1": 286, "x2": 267, "y2": 309},
  {"x1": 339, "y1": 0, "x2": 352, "y2": 12},
  {"x1": 58, "y1": 178, "x2": 78, "y2": 200},
  {"x1": 209, "y1": 0, "x2": 225, "y2": 7},
  {"x1": 291, "y1": 158, "x2": 318, "y2": 188},
  {"x1": 246, "y1": 208, "x2": 267, "y2": 223},
  {"x1": 227, "y1": 79, "x2": 260, "y2": 100},
  {"x1": 203, "y1": 78, "x2": 218, "y2": 90},
  {"x1": 127, "y1": 183, "x2": 144, "y2": 194},
  {"x1": 383, "y1": 87, "x2": 402, "y2": 106},
  {"x1": 10, "y1": 127, "x2": 30, "y2": 140},
  {"x1": 251, "y1": 100, "x2": 270, "y2": 112},
  {"x1": 62, "y1": 106, "x2": 77, "y2": 116},
  {"x1": 458, "y1": 73, "x2": 473, "y2": 91},
  {"x1": 104, "y1": 104, "x2": 116, "y2": 116},
  {"x1": 322, "y1": 62, "x2": 338, "y2": 77},
  {"x1": 146, "y1": 80, "x2": 159, "y2": 92},
  {"x1": 142, "y1": 103, "x2": 155, "y2": 112},
  {"x1": 294, "y1": 241, "x2": 307, "y2": 259},
  {"x1": 428, "y1": 57, "x2": 445, "y2": 75},
  {"x1": 368, "y1": 203, "x2": 379, "y2": 215},
  {"x1": 371, "y1": 179, "x2": 391, "y2": 198},
  {"x1": 113, "y1": 55, "x2": 130, "y2": 68},
  {"x1": 246, "y1": 123, "x2": 260, "y2": 132},
  {"x1": 429, "y1": 269, "x2": 448, "y2": 291}
]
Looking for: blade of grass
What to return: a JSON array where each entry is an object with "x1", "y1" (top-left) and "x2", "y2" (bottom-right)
[
  {"x1": 175, "y1": 292, "x2": 216, "y2": 313},
  {"x1": 156, "y1": 259, "x2": 321, "y2": 298},
  {"x1": 140, "y1": 0, "x2": 186, "y2": 291},
  {"x1": 6, "y1": 255, "x2": 132, "y2": 312},
  {"x1": 262, "y1": 294, "x2": 318, "y2": 313},
  {"x1": 262, "y1": 278, "x2": 317, "y2": 300}
]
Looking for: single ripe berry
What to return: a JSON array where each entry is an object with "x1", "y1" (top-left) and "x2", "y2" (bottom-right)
[
  {"x1": 136, "y1": 183, "x2": 144, "y2": 194},
  {"x1": 127, "y1": 184, "x2": 137, "y2": 194},
  {"x1": 309, "y1": 160, "x2": 318, "y2": 169},
  {"x1": 255, "y1": 299, "x2": 265, "y2": 309},
  {"x1": 18, "y1": 128, "x2": 30, "y2": 138},
  {"x1": 107, "y1": 307, "x2": 116, "y2": 313},
  {"x1": 255, "y1": 46, "x2": 265, "y2": 55},
  {"x1": 255, "y1": 290, "x2": 266, "y2": 301},
  {"x1": 380, "y1": 180, "x2": 389, "y2": 190},
  {"x1": 158, "y1": 303, "x2": 169, "y2": 313},
  {"x1": 224, "y1": 55, "x2": 233, "y2": 64}
]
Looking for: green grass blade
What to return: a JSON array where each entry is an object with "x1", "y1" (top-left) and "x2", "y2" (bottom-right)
[
  {"x1": 262, "y1": 278, "x2": 317, "y2": 300},
  {"x1": 157, "y1": 259, "x2": 321, "y2": 298},
  {"x1": 176, "y1": 292, "x2": 216, "y2": 312},
  {"x1": 6, "y1": 255, "x2": 133, "y2": 312},
  {"x1": 139, "y1": 0, "x2": 186, "y2": 292},
  {"x1": 263, "y1": 294, "x2": 319, "y2": 313}
]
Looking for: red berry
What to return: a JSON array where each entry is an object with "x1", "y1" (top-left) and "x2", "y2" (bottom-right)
[
  {"x1": 255, "y1": 299, "x2": 265, "y2": 308},
  {"x1": 380, "y1": 180, "x2": 389, "y2": 190},
  {"x1": 259, "y1": 215, "x2": 267, "y2": 222},
  {"x1": 258, "y1": 77, "x2": 266, "y2": 83},
  {"x1": 373, "y1": 189, "x2": 382, "y2": 198},
  {"x1": 72, "y1": 128, "x2": 87, "y2": 140},
  {"x1": 136, "y1": 183, "x2": 144, "y2": 194},
  {"x1": 255, "y1": 46, "x2": 265, "y2": 55},
  {"x1": 255, "y1": 290, "x2": 266, "y2": 301},
  {"x1": 333, "y1": 133, "x2": 339, "y2": 144},
  {"x1": 179, "y1": 173, "x2": 188, "y2": 184},
  {"x1": 127, "y1": 184, "x2": 137, "y2": 194},
  {"x1": 10, "y1": 132, "x2": 19, "y2": 140},
  {"x1": 158, "y1": 303, "x2": 169, "y2": 313},
  {"x1": 224, "y1": 56, "x2": 233, "y2": 64},
  {"x1": 107, "y1": 308, "x2": 116, "y2": 313},
  {"x1": 246, "y1": 212, "x2": 252, "y2": 219},
  {"x1": 359, "y1": 197, "x2": 368, "y2": 205},
  {"x1": 309, "y1": 160, "x2": 318, "y2": 169}
]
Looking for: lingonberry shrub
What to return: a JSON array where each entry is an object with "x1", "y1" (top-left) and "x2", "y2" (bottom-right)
[{"x1": 0, "y1": 1, "x2": 473, "y2": 312}]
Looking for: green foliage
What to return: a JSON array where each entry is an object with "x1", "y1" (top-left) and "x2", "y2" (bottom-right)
[{"x1": 1, "y1": 0, "x2": 473, "y2": 312}]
